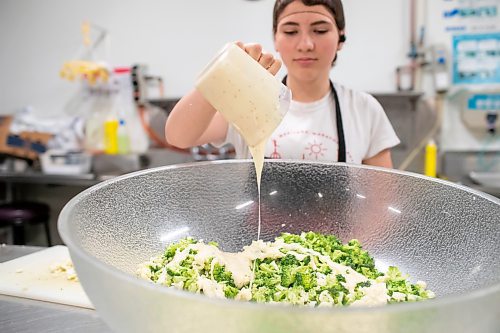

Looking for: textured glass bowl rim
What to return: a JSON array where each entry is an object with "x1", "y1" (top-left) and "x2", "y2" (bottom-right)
[{"x1": 58, "y1": 159, "x2": 500, "y2": 315}]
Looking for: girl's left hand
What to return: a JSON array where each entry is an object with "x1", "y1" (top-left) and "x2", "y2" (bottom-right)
[{"x1": 235, "y1": 41, "x2": 282, "y2": 75}]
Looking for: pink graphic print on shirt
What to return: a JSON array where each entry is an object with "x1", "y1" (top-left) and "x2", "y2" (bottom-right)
[
  {"x1": 304, "y1": 140, "x2": 327, "y2": 160},
  {"x1": 269, "y1": 139, "x2": 281, "y2": 159},
  {"x1": 269, "y1": 130, "x2": 355, "y2": 162}
]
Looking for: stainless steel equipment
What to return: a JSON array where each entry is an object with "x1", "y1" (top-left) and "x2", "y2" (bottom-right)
[{"x1": 58, "y1": 161, "x2": 500, "y2": 333}]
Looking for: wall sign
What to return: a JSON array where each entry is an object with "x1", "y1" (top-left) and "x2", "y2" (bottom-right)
[
  {"x1": 442, "y1": 0, "x2": 498, "y2": 33},
  {"x1": 452, "y1": 32, "x2": 500, "y2": 85}
]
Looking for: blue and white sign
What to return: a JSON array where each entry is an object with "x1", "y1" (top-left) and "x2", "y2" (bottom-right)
[
  {"x1": 441, "y1": 0, "x2": 498, "y2": 33},
  {"x1": 452, "y1": 32, "x2": 500, "y2": 85},
  {"x1": 467, "y1": 93, "x2": 500, "y2": 111}
]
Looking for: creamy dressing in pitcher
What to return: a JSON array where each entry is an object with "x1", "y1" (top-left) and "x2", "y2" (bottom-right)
[{"x1": 196, "y1": 43, "x2": 286, "y2": 240}]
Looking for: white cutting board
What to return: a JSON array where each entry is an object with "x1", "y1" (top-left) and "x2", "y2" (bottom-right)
[{"x1": 0, "y1": 245, "x2": 94, "y2": 309}]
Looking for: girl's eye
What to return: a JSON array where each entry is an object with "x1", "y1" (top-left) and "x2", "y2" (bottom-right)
[
  {"x1": 283, "y1": 30, "x2": 298, "y2": 35},
  {"x1": 314, "y1": 29, "x2": 329, "y2": 34}
]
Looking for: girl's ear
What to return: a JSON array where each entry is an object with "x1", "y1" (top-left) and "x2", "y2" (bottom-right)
[{"x1": 337, "y1": 30, "x2": 346, "y2": 51}]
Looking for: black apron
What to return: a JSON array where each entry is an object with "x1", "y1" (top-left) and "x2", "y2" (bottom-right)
[{"x1": 281, "y1": 76, "x2": 346, "y2": 162}]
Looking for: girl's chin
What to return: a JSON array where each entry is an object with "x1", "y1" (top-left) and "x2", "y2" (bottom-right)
[{"x1": 290, "y1": 68, "x2": 322, "y2": 80}]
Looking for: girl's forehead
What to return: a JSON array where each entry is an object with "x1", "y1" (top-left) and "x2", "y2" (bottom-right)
[{"x1": 277, "y1": 3, "x2": 335, "y2": 25}]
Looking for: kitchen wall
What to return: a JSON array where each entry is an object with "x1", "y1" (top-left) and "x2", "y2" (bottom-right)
[{"x1": 0, "y1": 0, "x2": 410, "y2": 116}]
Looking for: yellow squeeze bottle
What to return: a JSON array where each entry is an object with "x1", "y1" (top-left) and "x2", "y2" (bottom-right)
[
  {"x1": 424, "y1": 140, "x2": 437, "y2": 177},
  {"x1": 104, "y1": 119, "x2": 119, "y2": 154}
]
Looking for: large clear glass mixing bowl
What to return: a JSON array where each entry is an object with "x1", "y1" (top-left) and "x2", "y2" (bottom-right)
[{"x1": 58, "y1": 161, "x2": 500, "y2": 333}]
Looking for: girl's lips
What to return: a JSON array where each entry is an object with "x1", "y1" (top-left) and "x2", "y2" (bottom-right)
[{"x1": 294, "y1": 58, "x2": 317, "y2": 66}]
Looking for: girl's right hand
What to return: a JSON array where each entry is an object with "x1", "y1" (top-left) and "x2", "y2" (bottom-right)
[{"x1": 235, "y1": 41, "x2": 282, "y2": 75}]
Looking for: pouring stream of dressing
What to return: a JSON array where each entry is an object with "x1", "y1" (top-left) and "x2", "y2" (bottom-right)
[{"x1": 248, "y1": 141, "x2": 266, "y2": 239}]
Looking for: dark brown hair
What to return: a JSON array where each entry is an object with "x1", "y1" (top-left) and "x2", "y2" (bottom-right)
[{"x1": 272, "y1": 0, "x2": 345, "y2": 35}]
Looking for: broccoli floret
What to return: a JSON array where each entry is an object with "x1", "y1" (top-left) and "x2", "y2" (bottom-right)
[
  {"x1": 355, "y1": 280, "x2": 372, "y2": 289},
  {"x1": 161, "y1": 250, "x2": 200, "y2": 291},
  {"x1": 279, "y1": 254, "x2": 301, "y2": 287},
  {"x1": 318, "y1": 273, "x2": 349, "y2": 305},
  {"x1": 322, "y1": 239, "x2": 382, "y2": 279},
  {"x1": 280, "y1": 265, "x2": 297, "y2": 288},
  {"x1": 386, "y1": 266, "x2": 406, "y2": 281},
  {"x1": 294, "y1": 266, "x2": 316, "y2": 291},
  {"x1": 172, "y1": 272, "x2": 195, "y2": 288},
  {"x1": 184, "y1": 277, "x2": 198, "y2": 292},
  {"x1": 331, "y1": 249, "x2": 346, "y2": 261},
  {"x1": 410, "y1": 282, "x2": 434, "y2": 299},
  {"x1": 385, "y1": 266, "x2": 411, "y2": 296},
  {"x1": 253, "y1": 262, "x2": 281, "y2": 288},
  {"x1": 302, "y1": 231, "x2": 343, "y2": 255},
  {"x1": 317, "y1": 263, "x2": 332, "y2": 275},
  {"x1": 387, "y1": 280, "x2": 410, "y2": 294},
  {"x1": 212, "y1": 263, "x2": 235, "y2": 286},
  {"x1": 252, "y1": 286, "x2": 274, "y2": 303},
  {"x1": 148, "y1": 263, "x2": 162, "y2": 274},
  {"x1": 166, "y1": 264, "x2": 199, "y2": 292},
  {"x1": 179, "y1": 251, "x2": 196, "y2": 268},
  {"x1": 163, "y1": 237, "x2": 197, "y2": 261},
  {"x1": 224, "y1": 285, "x2": 239, "y2": 299},
  {"x1": 258, "y1": 262, "x2": 279, "y2": 275},
  {"x1": 295, "y1": 266, "x2": 317, "y2": 291},
  {"x1": 280, "y1": 233, "x2": 305, "y2": 245},
  {"x1": 280, "y1": 254, "x2": 316, "y2": 290},
  {"x1": 335, "y1": 274, "x2": 346, "y2": 283},
  {"x1": 200, "y1": 257, "x2": 214, "y2": 275},
  {"x1": 279, "y1": 257, "x2": 315, "y2": 290},
  {"x1": 384, "y1": 266, "x2": 434, "y2": 302},
  {"x1": 328, "y1": 283, "x2": 348, "y2": 300},
  {"x1": 280, "y1": 254, "x2": 301, "y2": 267},
  {"x1": 276, "y1": 285, "x2": 308, "y2": 305},
  {"x1": 166, "y1": 267, "x2": 180, "y2": 277},
  {"x1": 295, "y1": 272, "x2": 313, "y2": 291}
]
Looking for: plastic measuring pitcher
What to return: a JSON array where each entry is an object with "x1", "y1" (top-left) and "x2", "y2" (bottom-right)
[{"x1": 196, "y1": 43, "x2": 291, "y2": 147}]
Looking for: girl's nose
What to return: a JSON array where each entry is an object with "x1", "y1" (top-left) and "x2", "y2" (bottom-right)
[{"x1": 297, "y1": 33, "x2": 314, "y2": 52}]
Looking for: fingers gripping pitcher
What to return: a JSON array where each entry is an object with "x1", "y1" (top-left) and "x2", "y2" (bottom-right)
[{"x1": 196, "y1": 43, "x2": 291, "y2": 187}]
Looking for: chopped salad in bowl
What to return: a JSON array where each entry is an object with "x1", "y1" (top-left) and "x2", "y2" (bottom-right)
[{"x1": 138, "y1": 232, "x2": 435, "y2": 307}]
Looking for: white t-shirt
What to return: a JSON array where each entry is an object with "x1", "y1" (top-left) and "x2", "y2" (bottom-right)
[{"x1": 218, "y1": 82, "x2": 400, "y2": 164}]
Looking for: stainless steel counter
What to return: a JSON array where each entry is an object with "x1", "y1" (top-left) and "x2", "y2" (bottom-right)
[
  {"x1": 0, "y1": 171, "x2": 112, "y2": 187},
  {"x1": 0, "y1": 245, "x2": 111, "y2": 333},
  {"x1": 0, "y1": 148, "x2": 197, "y2": 187}
]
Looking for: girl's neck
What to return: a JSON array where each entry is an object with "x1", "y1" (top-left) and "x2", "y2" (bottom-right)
[{"x1": 286, "y1": 74, "x2": 331, "y2": 102}]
